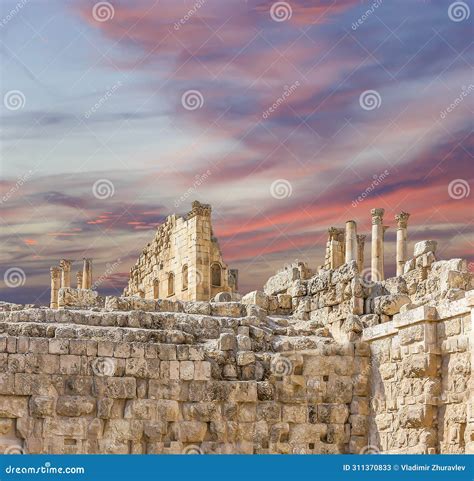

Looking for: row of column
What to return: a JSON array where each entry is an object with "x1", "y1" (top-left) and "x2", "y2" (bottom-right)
[
  {"x1": 50, "y1": 258, "x2": 93, "y2": 308},
  {"x1": 329, "y1": 209, "x2": 410, "y2": 282}
]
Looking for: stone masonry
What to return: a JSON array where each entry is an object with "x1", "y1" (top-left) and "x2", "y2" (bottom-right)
[{"x1": 0, "y1": 206, "x2": 473, "y2": 455}]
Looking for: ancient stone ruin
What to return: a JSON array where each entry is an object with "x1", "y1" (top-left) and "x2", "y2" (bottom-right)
[{"x1": 0, "y1": 203, "x2": 472, "y2": 455}]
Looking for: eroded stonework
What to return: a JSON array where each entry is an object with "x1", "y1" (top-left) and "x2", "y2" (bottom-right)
[{"x1": 1, "y1": 206, "x2": 473, "y2": 454}]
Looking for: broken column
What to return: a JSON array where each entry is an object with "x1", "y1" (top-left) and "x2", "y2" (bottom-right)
[
  {"x1": 371, "y1": 208, "x2": 385, "y2": 281},
  {"x1": 345, "y1": 220, "x2": 358, "y2": 263},
  {"x1": 327, "y1": 227, "x2": 345, "y2": 269},
  {"x1": 50, "y1": 267, "x2": 61, "y2": 309},
  {"x1": 76, "y1": 271, "x2": 83, "y2": 289},
  {"x1": 59, "y1": 259, "x2": 72, "y2": 288},
  {"x1": 357, "y1": 234, "x2": 366, "y2": 272},
  {"x1": 82, "y1": 258, "x2": 92, "y2": 289},
  {"x1": 395, "y1": 212, "x2": 410, "y2": 276}
]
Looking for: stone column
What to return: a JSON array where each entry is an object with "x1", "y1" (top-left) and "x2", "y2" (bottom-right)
[
  {"x1": 328, "y1": 227, "x2": 345, "y2": 269},
  {"x1": 345, "y1": 220, "x2": 358, "y2": 263},
  {"x1": 59, "y1": 259, "x2": 73, "y2": 288},
  {"x1": 50, "y1": 267, "x2": 61, "y2": 309},
  {"x1": 76, "y1": 271, "x2": 83, "y2": 289},
  {"x1": 82, "y1": 258, "x2": 92, "y2": 289},
  {"x1": 371, "y1": 208, "x2": 385, "y2": 281},
  {"x1": 395, "y1": 212, "x2": 410, "y2": 276},
  {"x1": 357, "y1": 234, "x2": 366, "y2": 272}
]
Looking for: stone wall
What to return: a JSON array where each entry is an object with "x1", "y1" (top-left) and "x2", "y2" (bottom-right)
[
  {"x1": 362, "y1": 293, "x2": 473, "y2": 454},
  {"x1": 0, "y1": 303, "x2": 368, "y2": 455},
  {"x1": 124, "y1": 201, "x2": 238, "y2": 302}
]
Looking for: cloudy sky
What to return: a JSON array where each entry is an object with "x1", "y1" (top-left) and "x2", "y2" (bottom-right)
[{"x1": 0, "y1": 0, "x2": 473, "y2": 304}]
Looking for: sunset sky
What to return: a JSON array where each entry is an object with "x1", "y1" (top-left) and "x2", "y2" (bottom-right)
[{"x1": 1, "y1": 0, "x2": 473, "y2": 304}]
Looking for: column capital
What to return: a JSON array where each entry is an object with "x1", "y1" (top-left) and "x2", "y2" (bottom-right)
[
  {"x1": 371, "y1": 208, "x2": 385, "y2": 225},
  {"x1": 59, "y1": 259, "x2": 73, "y2": 269},
  {"x1": 328, "y1": 227, "x2": 344, "y2": 240},
  {"x1": 50, "y1": 266, "x2": 61, "y2": 275},
  {"x1": 395, "y1": 211, "x2": 410, "y2": 228}
]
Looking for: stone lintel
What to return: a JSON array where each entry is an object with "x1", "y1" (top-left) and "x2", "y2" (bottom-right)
[
  {"x1": 393, "y1": 305, "x2": 438, "y2": 328},
  {"x1": 361, "y1": 321, "x2": 397, "y2": 342}
]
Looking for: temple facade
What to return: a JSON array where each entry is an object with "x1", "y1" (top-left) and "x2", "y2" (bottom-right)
[{"x1": 123, "y1": 201, "x2": 238, "y2": 302}]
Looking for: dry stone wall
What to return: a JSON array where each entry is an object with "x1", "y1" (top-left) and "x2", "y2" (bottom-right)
[{"x1": 0, "y1": 303, "x2": 369, "y2": 455}]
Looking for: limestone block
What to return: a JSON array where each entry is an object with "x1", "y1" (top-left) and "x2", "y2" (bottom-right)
[
  {"x1": 58, "y1": 288, "x2": 101, "y2": 309},
  {"x1": 210, "y1": 302, "x2": 243, "y2": 317},
  {"x1": 360, "y1": 314, "x2": 379, "y2": 328},
  {"x1": 413, "y1": 240, "x2": 437, "y2": 257},
  {"x1": 237, "y1": 351, "x2": 255, "y2": 366},
  {"x1": 290, "y1": 281, "x2": 307, "y2": 297},
  {"x1": 310, "y1": 270, "x2": 331, "y2": 294},
  {"x1": 331, "y1": 261, "x2": 358, "y2": 285},
  {"x1": 241, "y1": 291, "x2": 270, "y2": 310},
  {"x1": 56, "y1": 396, "x2": 95, "y2": 417},
  {"x1": 374, "y1": 294, "x2": 411, "y2": 316},
  {"x1": 237, "y1": 334, "x2": 251, "y2": 351},
  {"x1": 184, "y1": 302, "x2": 211, "y2": 315},
  {"x1": 219, "y1": 333, "x2": 237, "y2": 351}
]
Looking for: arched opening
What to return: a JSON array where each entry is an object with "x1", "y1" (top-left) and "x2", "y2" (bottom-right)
[
  {"x1": 153, "y1": 279, "x2": 160, "y2": 300},
  {"x1": 211, "y1": 263, "x2": 222, "y2": 287},
  {"x1": 167, "y1": 272, "x2": 175, "y2": 297},
  {"x1": 182, "y1": 265, "x2": 188, "y2": 290}
]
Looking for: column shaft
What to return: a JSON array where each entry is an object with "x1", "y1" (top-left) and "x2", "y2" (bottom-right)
[
  {"x1": 82, "y1": 258, "x2": 92, "y2": 289},
  {"x1": 345, "y1": 220, "x2": 358, "y2": 263},
  {"x1": 395, "y1": 212, "x2": 410, "y2": 276},
  {"x1": 371, "y1": 208, "x2": 385, "y2": 281},
  {"x1": 50, "y1": 267, "x2": 61, "y2": 309}
]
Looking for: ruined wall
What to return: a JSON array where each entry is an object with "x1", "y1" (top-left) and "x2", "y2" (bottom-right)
[
  {"x1": 124, "y1": 201, "x2": 237, "y2": 302},
  {"x1": 362, "y1": 294, "x2": 473, "y2": 454},
  {"x1": 0, "y1": 303, "x2": 368, "y2": 455}
]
